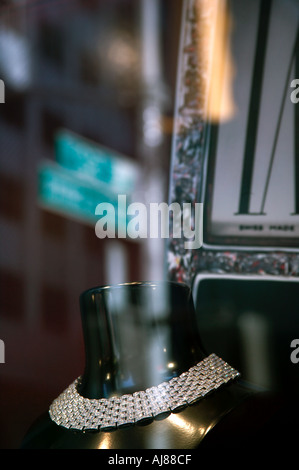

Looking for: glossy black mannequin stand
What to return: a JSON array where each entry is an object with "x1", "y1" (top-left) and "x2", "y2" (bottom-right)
[{"x1": 21, "y1": 281, "x2": 275, "y2": 450}]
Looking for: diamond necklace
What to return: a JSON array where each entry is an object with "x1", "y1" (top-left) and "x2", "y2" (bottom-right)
[{"x1": 49, "y1": 353, "x2": 240, "y2": 432}]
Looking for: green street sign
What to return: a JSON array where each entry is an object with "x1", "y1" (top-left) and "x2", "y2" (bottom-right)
[
  {"x1": 54, "y1": 130, "x2": 139, "y2": 193},
  {"x1": 38, "y1": 162, "x2": 127, "y2": 228}
]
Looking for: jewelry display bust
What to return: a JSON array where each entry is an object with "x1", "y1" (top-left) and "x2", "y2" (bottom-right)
[{"x1": 21, "y1": 281, "x2": 262, "y2": 449}]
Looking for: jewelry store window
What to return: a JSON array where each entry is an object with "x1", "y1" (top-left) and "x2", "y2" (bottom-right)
[{"x1": 0, "y1": 0, "x2": 298, "y2": 454}]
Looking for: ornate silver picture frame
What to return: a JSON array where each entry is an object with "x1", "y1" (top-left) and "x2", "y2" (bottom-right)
[{"x1": 167, "y1": 0, "x2": 299, "y2": 287}]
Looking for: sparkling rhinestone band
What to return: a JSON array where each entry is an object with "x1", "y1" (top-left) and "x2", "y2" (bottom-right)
[{"x1": 49, "y1": 353, "x2": 240, "y2": 432}]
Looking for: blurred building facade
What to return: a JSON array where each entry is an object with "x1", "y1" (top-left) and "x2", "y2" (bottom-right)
[{"x1": 0, "y1": 0, "x2": 182, "y2": 448}]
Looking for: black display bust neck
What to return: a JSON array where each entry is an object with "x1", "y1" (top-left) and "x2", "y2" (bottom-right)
[{"x1": 78, "y1": 281, "x2": 206, "y2": 399}]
